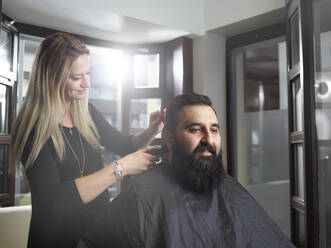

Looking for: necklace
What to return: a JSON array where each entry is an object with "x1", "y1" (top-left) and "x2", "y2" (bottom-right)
[
  {"x1": 62, "y1": 128, "x2": 86, "y2": 177},
  {"x1": 61, "y1": 119, "x2": 74, "y2": 136}
]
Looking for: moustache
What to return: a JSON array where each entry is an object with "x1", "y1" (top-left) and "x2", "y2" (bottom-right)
[{"x1": 193, "y1": 143, "x2": 216, "y2": 156}]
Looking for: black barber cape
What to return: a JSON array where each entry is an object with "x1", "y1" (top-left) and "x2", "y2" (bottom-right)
[{"x1": 108, "y1": 163, "x2": 294, "y2": 248}]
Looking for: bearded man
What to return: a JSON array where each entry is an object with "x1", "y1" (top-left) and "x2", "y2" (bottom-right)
[{"x1": 107, "y1": 93, "x2": 294, "y2": 248}]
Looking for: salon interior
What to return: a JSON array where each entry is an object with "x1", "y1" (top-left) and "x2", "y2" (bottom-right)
[{"x1": 0, "y1": 0, "x2": 331, "y2": 247}]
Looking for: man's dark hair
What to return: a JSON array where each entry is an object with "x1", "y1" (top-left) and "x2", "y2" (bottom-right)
[{"x1": 162, "y1": 93, "x2": 214, "y2": 137}]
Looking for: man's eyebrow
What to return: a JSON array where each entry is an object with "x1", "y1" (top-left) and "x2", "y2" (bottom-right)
[
  {"x1": 185, "y1": 122, "x2": 202, "y2": 128},
  {"x1": 185, "y1": 122, "x2": 220, "y2": 129}
]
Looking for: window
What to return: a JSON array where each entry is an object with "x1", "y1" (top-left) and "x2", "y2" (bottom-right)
[
  {"x1": 122, "y1": 45, "x2": 164, "y2": 142},
  {"x1": 227, "y1": 25, "x2": 291, "y2": 237},
  {"x1": 0, "y1": 22, "x2": 18, "y2": 207}
]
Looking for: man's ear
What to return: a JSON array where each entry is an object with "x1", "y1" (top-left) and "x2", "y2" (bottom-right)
[{"x1": 164, "y1": 130, "x2": 174, "y2": 151}]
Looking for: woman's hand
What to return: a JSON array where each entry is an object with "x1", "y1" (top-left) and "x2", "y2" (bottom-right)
[
  {"x1": 149, "y1": 108, "x2": 165, "y2": 134},
  {"x1": 117, "y1": 148, "x2": 157, "y2": 176},
  {"x1": 131, "y1": 108, "x2": 166, "y2": 149}
]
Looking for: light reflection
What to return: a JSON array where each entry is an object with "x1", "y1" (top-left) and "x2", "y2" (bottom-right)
[
  {"x1": 316, "y1": 80, "x2": 331, "y2": 100},
  {"x1": 173, "y1": 46, "x2": 183, "y2": 93},
  {"x1": 258, "y1": 82, "x2": 265, "y2": 110},
  {"x1": 134, "y1": 54, "x2": 159, "y2": 88}
]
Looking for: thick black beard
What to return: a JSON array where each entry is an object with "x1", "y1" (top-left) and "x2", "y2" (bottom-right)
[{"x1": 170, "y1": 140, "x2": 226, "y2": 193}]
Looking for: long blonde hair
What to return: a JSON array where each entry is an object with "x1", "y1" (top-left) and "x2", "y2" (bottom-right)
[{"x1": 10, "y1": 33, "x2": 101, "y2": 170}]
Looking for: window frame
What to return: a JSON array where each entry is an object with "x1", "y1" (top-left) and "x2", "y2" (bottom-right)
[{"x1": 0, "y1": 16, "x2": 18, "y2": 206}]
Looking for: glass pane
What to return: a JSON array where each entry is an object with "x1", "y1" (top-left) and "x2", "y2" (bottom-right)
[
  {"x1": 134, "y1": 54, "x2": 159, "y2": 88},
  {"x1": 232, "y1": 38, "x2": 291, "y2": 237},
  {"x1": 0, "y1": 28, "x2": 12, "y2": 73},
  {"x1": 88, "y1": 46, "x2": 123, "y2": 130},
  {"x1": 87, "y1": 46, "x2": 125, "y2": 200},
  {"x1": 296, "y1": 212, "x2": 305, "y2": 248},
  {"x1": 129, "y1": 98, "x2": 161, "y2": 137},
  {"x1": 294, "y1": 144, "x2": 305, "y2": 199},
  {"x1": 0, "y1": 84, "x2": 9, "y2": 134},
  {"x1": 292, "y1": 77, "x2": 303, "y2": 132},
  {"x1": 14, "y1": 165, "x2": 31, "y2": 206},
  {"x1": 290, "y1": 11, "x2": 300, "y2": 68},
  {"x1": 17, "y1": 35, "x2": 43, "y2": 108},
  {"x1": 312, "y1": 0, "x2": 331, "y2": 246},
  {"x1": 15, "y1": 35, "x2": 43, "y2": 206},
  {"x1": 0, "y1": 145, "x2": 9, "y2": 194}
]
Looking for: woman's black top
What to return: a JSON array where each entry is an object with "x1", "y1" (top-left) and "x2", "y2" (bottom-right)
[{"x1": 22, "y1": 104, "x2": 135, "y2": 248}]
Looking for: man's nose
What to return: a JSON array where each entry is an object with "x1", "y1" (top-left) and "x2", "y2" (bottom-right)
[{"x1": 201, "y1": 130, "x2": 213, "y2": 145}]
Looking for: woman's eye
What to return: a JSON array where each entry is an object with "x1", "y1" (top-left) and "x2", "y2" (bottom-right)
[{"x1": 70, "y1": 76, "x2": 81, "y2": 81}]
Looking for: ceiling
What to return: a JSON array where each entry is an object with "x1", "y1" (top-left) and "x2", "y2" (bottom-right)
[{"x1": 2, "y1": 0, "x2": 190, "y2": 44}]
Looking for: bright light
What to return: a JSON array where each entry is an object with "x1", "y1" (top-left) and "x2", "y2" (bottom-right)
[
  {"x1": 173, "y1": 46, "x2": 183, "y2": 92},
  {"x1": 258, "y1": 83, "x2": 265, "y2": 110}
]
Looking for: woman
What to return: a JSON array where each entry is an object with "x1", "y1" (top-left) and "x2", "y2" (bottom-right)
[{"x1": 9, "y1": 33, "x2": 163, "y2": 247}]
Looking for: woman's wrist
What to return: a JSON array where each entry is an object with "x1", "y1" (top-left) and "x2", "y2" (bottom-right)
[
  {"x1": 110, "y1": 160, "x2": 124, "y2": 180},
  {"x1": 116, "y1": 159, "x2": 127, "y2": 177}
]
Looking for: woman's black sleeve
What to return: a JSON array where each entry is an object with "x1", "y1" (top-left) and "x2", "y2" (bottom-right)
[
  {"x1": 23, "y1": 139, "x2": 84, "y2": 214},
  {"x1": 89, "y1": 103, "x2": 136, "y2": 156}
]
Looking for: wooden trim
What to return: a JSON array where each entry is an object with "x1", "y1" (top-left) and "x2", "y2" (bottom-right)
[
  {"x1": 288, "y1": 0, "x2": 299, "y2": 21},
  {"x1": 300, "y1": 0, "x2": 319, "y2": 247},
  {"x1": 286, "y1": 4, "x2": 297, "y2": 241},
  {"x1": 163, "y1": 37, "x2": 193, "y2": 107},
  {"x1": 182, "y1": 37, "x2": 193, "y2": 94},
  {"x1": 227, "y1": 22, "x2": 286, "y2": 51},
  {"x1": 15, "y1": 22, "x2": 117, "y2": 48},
  {"x1": 128, "y1": 88, "x2": 161, "y2": 99},
  {"x1": 0, "y1": 135, "x2": 10, "y2": 144},
  {"x1": 0, "y1": 193, "x2": 11, "y2": 206},
  {"x1": 0, "y1": 0, "x2": 2, "y2": 25},
  {"x1": 14, "y1": 22, "x2": 166, "y2": 50},
  {"x1": 225, "y1": 44, "x2": 234, "y2": 174}
]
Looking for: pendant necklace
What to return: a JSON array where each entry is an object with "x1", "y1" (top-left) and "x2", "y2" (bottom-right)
[{"x1": 62, "y1": 128, "x2": 86, "y2": 177}]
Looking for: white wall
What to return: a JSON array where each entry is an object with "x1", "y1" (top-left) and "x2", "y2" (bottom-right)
[
  {"x1": 74, "y1": 0, "x2": 284, "y2": 36},
  {"x1": 193, "y1": 32, "x2": 227, "y2": 167},
  {"x1": 76, "y1": 0, "x2": 204, "y2": 35},
  {"x1": 203, "y1": 0, "x2": 285, "y2": 31}
]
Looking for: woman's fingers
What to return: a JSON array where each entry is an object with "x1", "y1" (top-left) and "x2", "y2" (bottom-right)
[{"x1": 118, "y1": 149, "x2": 158, "y2": 176}]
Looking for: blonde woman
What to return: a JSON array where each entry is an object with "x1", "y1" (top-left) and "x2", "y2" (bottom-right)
[{"x1": 10, "y1": 33, "x2": 163, "y2": 248}]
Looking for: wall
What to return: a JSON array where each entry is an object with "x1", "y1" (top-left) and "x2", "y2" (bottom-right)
[
  {"x1": 203, "y1": 0, "x2": 285, "y2": 31},
  {"x1": 193, "y1": 32, "x2": 227, "y2": 167},
  {"x1": 75, "y1": 0, "x2": 204, "y2": 35}
]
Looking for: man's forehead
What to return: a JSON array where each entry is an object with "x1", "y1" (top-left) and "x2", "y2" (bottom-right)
[{"x1": 177, "y1": 105, "x2": 219, "y2": 125}]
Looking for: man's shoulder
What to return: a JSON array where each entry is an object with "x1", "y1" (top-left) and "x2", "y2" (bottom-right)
[
  {"x1": 219, "y1": 174, "x2": 254, "y2": 201},
  {"x1": 123, "y1": 164, "x2": 172, "y2": 193}
]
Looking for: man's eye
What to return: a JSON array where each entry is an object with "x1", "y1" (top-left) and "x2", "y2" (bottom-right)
[
  {"x1": 189, "y1": 128, "x2": 200, "y2": 133},
  {"x1": 211, "y1": 128, "x2": 219, "y2": 133}
]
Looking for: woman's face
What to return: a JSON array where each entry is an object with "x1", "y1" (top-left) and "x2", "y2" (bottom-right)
[{"x1": 65, "y1": 54, "x2": 90, "y2": 102}]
